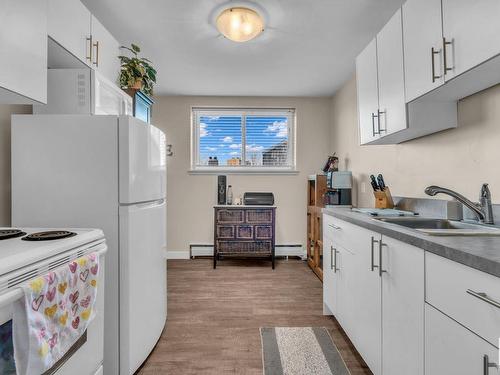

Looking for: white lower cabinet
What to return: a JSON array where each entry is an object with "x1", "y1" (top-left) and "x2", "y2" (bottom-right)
[
  {"x1": 323, "y1": 216, "x2": 424, "y2": 375},
  {"x1": 425, "y1": 303, "x2": 499, "y2": 375},
  {"x1": 323, "y1": 234, "x2": 336, "y2": 315},
  {"x1": 381, "y1": 236, "x2": 424, "y2": 375}
]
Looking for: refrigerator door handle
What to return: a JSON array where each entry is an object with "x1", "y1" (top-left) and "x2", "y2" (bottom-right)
[{"x1": 122, "y1": 199, "x2": 166, "y2": 209}]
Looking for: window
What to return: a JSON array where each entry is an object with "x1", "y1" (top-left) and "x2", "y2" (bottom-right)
[{"x1": 191, "y1": 107, "x2": 296, "y2": 172}]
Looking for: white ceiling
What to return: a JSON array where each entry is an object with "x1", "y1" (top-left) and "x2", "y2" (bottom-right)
[{"x1": 81, "y1": 0, "x2": 405, "y2": 97}]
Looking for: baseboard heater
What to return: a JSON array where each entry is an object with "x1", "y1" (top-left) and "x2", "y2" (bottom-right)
[{"x1": 190, "y1": 244, "x2": 306, "y2": 260}]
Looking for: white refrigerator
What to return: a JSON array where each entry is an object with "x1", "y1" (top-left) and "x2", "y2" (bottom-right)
[{"x1": 11, "y1": 115, "x2": 167, "y2": 375}]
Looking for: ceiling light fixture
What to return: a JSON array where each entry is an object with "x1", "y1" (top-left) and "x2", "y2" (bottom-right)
[{"x1": 216, "y1": 7, "x2": 265, "y2": 42}]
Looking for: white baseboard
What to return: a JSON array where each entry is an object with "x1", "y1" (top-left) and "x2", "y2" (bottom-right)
[
  {"x1": 190, "y1": 244, "x2": 306, "y2": 259},
  {"x1": 166, "y1": 250, "x2": 190, "y2": 260}
]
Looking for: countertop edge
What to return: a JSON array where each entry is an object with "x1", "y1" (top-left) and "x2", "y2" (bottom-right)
[{"x1": 323, "y1": 208, "x2": 500, "y2": 278}]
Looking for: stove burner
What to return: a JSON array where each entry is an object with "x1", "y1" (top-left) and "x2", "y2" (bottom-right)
[
  {"x1": 0, "y1": 229, "x2": 27, "y2": 240},
  {"x1": 22, "y1": 231, "x2": 77, "y2": 241}
]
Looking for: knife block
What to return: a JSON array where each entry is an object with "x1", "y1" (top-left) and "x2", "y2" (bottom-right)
[{"x1": 374, "y1": 187, "x2": 394, "y2": 209}]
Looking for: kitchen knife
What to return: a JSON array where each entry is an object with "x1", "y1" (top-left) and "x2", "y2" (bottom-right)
[
  {"x1": 377, "y1": 174, "x2": 386, "y2": 190},
  {"x1": 370, "y1": 175, "x2": 379, "y2": 191}
]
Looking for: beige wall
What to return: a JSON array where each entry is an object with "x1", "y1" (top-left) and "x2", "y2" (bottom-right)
[
  {"x1": 152, "y1": 96, "x2": 331, "y2": 251},
  {"x1": 0, "y1": 105, "x2": 32, "y2": 226},
  {"x1": 330, "y1": 75, "x2": 500, "y2": 207}
]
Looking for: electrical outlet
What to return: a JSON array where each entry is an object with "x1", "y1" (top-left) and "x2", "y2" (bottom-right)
[{"x1": 361, "y1": 182, "x2": 367, "y2": 194}]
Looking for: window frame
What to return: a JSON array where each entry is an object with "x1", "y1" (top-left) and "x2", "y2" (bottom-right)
[{"x1": 190, "y1": 107, "x2": 297, "y2": 174}]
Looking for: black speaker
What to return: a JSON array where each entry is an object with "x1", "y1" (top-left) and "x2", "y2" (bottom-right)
[{"x1": 217, "y1": 175, "x2": 227, "y2": 205}]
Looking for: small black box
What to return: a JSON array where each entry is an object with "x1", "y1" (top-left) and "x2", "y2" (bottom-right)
[{"x1": 243, "y1": 192, "x2": 274, "y2": 206}]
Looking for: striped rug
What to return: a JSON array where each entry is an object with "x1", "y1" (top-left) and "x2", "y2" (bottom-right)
[{"x1": 260, "y1": 327, "x2": 350, "y2": 375}]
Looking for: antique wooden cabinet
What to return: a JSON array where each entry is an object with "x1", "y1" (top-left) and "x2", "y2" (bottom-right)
[{"x1": 213, "y1": 206, "x2": 276, "y2": 269}]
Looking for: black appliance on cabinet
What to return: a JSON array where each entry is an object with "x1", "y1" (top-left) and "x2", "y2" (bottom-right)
[
  {"x1": 243, "y1": 192, "x2": 274, "y2": 206},
  {"x1": 326, "y1": 171, "x2": 352, "y2": 206},
  {"x1": 217, "y1": 175, "x2": 227, "y2": 205}
]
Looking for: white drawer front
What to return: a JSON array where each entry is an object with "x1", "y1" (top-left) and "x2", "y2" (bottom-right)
[
  {"x1": 323, "y1": 215, "x2": 362, "y2": 251},
  {"x1": 426, "y1": 252, "x2": 500, "y2": 347},
  {"x1": 425, "y1": 304, "x2": 499, "y2": 375}
]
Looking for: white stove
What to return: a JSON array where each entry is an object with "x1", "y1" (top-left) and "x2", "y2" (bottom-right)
[{"x1": 0, "y1": 227, "x2": 107, "y2": 375}]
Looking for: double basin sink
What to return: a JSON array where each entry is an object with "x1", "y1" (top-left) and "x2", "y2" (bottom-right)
[{"x1": 373, "y1": 217, "x2": 500, "y2": 236}]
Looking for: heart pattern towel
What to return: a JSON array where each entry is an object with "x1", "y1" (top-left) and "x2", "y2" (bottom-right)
[{"x1": 12, "y1": 252, "x2": 100, "y2": 375}]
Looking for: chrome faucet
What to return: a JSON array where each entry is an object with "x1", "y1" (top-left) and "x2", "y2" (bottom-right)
[{"x1": 425, "y1": 184, "x2": 494, "y2": 224}]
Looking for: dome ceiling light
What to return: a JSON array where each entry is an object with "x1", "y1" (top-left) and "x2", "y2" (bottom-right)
[{"x1": 216, "y1": 7, "x2": 265, "y2": 42}]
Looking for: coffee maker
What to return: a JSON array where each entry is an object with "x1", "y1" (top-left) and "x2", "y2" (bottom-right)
[{"x1": 326, "y1": 171, "x2": 352, "y2": 206}]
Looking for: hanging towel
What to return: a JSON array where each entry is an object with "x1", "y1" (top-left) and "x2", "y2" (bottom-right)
[{"x1": 12, "y1": 252, "x2": 100, "y2": 375}]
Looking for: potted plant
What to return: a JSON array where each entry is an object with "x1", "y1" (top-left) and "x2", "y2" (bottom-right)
[{"x1": 118, "y1": 43, "x2": 157, "y2": 96}]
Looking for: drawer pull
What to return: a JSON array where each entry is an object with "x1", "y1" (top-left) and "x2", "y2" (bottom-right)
[
  {"x1": 483, "y1": 355, "x2": 498, "y2": 374},
  {"x1": 328, "y1": 224, "x2": 341, "y2": 230},
  {"x1": 467, "y1": 289, "x2": 500, "y2": 310}
]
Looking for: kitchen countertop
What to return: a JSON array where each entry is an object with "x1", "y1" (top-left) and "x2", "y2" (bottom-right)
[{"x1": 323, "y1": 207, "x2": 500, "y2": 278}]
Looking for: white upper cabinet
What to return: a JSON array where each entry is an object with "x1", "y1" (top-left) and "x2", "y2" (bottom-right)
[
  {"x1": 0, "y1": 0, "x2": 47, "y2": 104},
  {"x1": 356, "y1": 39, "x2": 379, "y2": 145},
  {"x1": 91, "y1": 15, "x2": 121, "y2": 84},
  {"x1": 376, "y1": 9, "x2": 407, "y2": 137},
  {"x1": 403, "y1": 0, "x2": 444, "y2": 102},
  {"x1": 47, "y1": 0, "x2": 92, "y2": 66},
  {"x1": 442, "y1": 0, "x2": 500, "y2": 80}
]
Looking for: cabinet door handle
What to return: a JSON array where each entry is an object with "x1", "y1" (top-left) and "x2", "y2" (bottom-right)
[
  {"x1": 370, "y1": 236, "x2": 379, "y2": 271},
  {"x1": 372, "y1": 112, "x2": 380, "y2": 136},
  {"x1": 328, "y1": 223, "x2": 341, "y2": 230},
  {"x1": 431, "y1": 47, "x2": 441, "y2": 83},
  {"x1": 442, "y1": 37, "x2": 453, "y2": 75},
  {"x1": 483, "y1": 355, "x2": 498, "y2": 375},
  {"x1": 377, "y1": 110, "x2": 386, "y2": 133},
  {"x1": 86, "y1": 37, "x2": 92, "y2": 62},
  {"x1": 333, "y1": 248, "x2": 339, "y2": 273},
  {"x1": 467, "y1": 289, "x2": 500, "y2": 310},
  {"x1": 93, "y1": 40, "x2": 100, "y2": 67},
  {"x1": 330, "y1": 246, "x2": 334, "y2": 270},
  {"x1": 379, "y1": 240, "x2": 387, "y2": 277}
]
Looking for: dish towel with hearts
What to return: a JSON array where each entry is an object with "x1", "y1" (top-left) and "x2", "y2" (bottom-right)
[{"x1": 12, "y1": 252, "x2": 100, "y2": 375}]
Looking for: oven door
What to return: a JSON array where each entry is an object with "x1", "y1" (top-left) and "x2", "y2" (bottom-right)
[{"x1": 0, "y1": 254, "x2": 106, "y2": 375}]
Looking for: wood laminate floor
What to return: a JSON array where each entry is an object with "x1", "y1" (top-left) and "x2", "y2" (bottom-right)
[{"x1": 137, "y1": 258, "x2": 371, "y2": 375}]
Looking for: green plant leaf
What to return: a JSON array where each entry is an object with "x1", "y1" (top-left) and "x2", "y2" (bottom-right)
[{"x1": 131, "y1": 43, "x2": 141, "y2": 53}]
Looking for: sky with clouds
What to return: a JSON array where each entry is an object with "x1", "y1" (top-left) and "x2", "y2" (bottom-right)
[{"x1": 198, "y1": 115, "x2": 288, "y2": 166}]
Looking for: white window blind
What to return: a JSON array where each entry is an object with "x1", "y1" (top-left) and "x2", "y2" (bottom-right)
[{"x1": 192, "y1": 108, "x2": 296, "y2": 172}]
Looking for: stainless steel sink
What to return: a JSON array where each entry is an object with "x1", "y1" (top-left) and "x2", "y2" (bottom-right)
[{"x1": 374, "y1": 217, "x2": 500, "y2": 236}]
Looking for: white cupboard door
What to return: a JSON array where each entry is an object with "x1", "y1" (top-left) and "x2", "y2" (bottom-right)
[
  {"x1": 332, "y1": 245, "x2": 351, "y2": 331},
  {"x1": 381, "y1": 237, "x2": 424, "y2": 375},
  {"x1": 91, "y1": 15, "x2": 121, "y2": 83},
  {"x1": 356, "y1": 39, "x2": 379, "y2": 145},
  {"x1": 336, "y1": 221, "x2": 382, "y2": 375},
  {"x1": 442, "y1": 0, "x2": 500, "y2": 80},
  {"x1": 376, "y1": 9, "x2": 407, "y2": 137},
  {"x1": 119, "y1": 199, "x2": 167, "y2": 375},
  {"x1": 403, "y1": 0, "x2": 444, "y2": 102},
  {"x1": 323, "y1": 237, "x2": 336, "y2": 316},
  {"x1": 425, "y1": 304, "x2": 500, "y2": 375},
  {"x1": 0, "y1": 0, "x2": 47, "y2": 104},
  {"x1": 47, "y1": 0, "x2": 92, "y2": 66}
]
